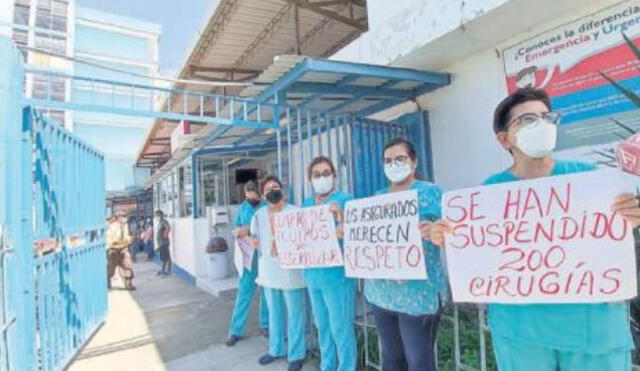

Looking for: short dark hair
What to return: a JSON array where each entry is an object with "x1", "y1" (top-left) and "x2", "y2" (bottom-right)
[
  {"x1": 307, "y1": 156, "x2": 336, "y2": 179},
  {"x1": 155, "y1": 210, "x2": 164, "y2": 217},
  {"x1": 260, "y1": 175, "x2": 282, "y2": 194},
  {"x1": 383, "y1": 138, "x2": 417, "y2": 162},
  {"x1": 493, "y1": 87, "x2": 552, "y2": 133},
  {"x1": 243, "y1": 180, "x2": 259, "y2": 194}
]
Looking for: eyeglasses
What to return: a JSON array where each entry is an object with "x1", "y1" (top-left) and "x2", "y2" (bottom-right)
[
  {"x1": 383, "y1": 155, "x2": 410, "y2": 166},
  {"x1": 506, "y1": 111, "x2": 561, "y2": 129},
  {"x1": 265, "y1": 186, "x2": 281, "y2": 193},
  {"x1": 311, "y1": 170, "x2": 333, "y2": 179}
]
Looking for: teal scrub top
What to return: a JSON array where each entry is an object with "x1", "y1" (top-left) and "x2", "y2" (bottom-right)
[
  {"x1": 302, "y1": 190, "x2": 353, "y2": 289},
  {"x1": 234, "y1": 200, "x2": 266, "y2": 227},
  {"x1": 363, "y1": 180, "x2": 449, "y2": 316},
  {"x1": 484, "y1": 159, "x2": 634, "y2": 353},
  {"x1": 234, "y1": 200, "x2": 266, "y2": 273}
]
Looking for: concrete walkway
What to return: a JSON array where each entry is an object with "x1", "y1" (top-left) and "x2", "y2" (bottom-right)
[{"x1": 68, "y1": 260, "x2": 317, "y2": 371}]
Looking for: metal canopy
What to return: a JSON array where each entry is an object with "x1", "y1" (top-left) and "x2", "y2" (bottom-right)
[
  {"x1": 240, "y1": 55, "x2": 451, "y2": 116},
  {"x1": 142, "y1": 55, "x2": 451, "y2": 188},
  {"x1": 188, "y1": 56, "x2": 451, "y2": 164},
  {"x1": 137, "y1": 0, "x2": 368, "y2": 170}
]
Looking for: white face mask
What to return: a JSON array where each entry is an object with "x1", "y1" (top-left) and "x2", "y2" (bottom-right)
[
  {"x1": 312, "y1": 176, "x2": 334, "y2": 195},
  {"x1": 515, "y1": 119, "x2": 557, "y2": 158},
  {"x1": 384, "y1": 163, "x2": 413, "y2": 183}
]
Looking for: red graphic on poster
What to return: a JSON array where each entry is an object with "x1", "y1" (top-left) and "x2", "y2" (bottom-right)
[{"x1": 503, "y1": 0, "x2": 640, "y2": 153}]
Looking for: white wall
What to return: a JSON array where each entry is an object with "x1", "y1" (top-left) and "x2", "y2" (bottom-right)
[
  {"x1": 171, "y1": 217, "x2": 197, "y2": 275},
  {"x1": 422, "y1": 48, "x2": 510, "y2": 190},
  {"x1": 331, "y1": 0, "x2": 626, "y2": 190},
  {"x1": 0, "y1": 0, "x2": 13, "y2": 37},
  {"x1": 334, "y1": 0, "x2": 509, "y2": 66},
  {"x1": 420, "y1": 0, "x2": 626, "y2": 190},
  {"x1": 169, "y1": 215, "x2": 235, "y2": 279}
]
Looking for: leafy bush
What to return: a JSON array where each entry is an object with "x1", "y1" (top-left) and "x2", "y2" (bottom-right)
[{"x1": 436, "y1": 305, "x2": 497, "y2": 371}]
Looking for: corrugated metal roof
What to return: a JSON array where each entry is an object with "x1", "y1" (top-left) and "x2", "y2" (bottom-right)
[
  {"x1": 239, "y1": 55, "x2": 450, "y2": 114},
  {"x1": 140, "y1": 54, "x2": 451, "y2": 188},
  {"x1": 137, "y1": 0, "x2": 367, "y2": 170}
]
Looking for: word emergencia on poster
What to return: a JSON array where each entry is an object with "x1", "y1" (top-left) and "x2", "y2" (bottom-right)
[
  {"x1": 343, "y1": 190, "x2": 426, "y2": 280},
  {"x1": 443, "y1": 168, "x2": 638, "y2": 304},
  {"x1": 273, "y1": 204, "x2": 343, "y2": 269},
  {"x1": 503, "y1": 0, "x2": 640, "y2": 160}
]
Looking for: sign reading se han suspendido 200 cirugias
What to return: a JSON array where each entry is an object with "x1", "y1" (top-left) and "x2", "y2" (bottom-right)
[{"x1": 443, "y1": 168, "x2": 637, "y2": 304}]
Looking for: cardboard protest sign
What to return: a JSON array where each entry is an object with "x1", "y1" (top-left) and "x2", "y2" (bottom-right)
[
  {"x1": 343, "y1": 190, "x2": 426, "y2": 280},
  {"x1": 233, "y1": 237, "x2": 253, "y2": 276},
  {"x1": 443, "y1": 168, "x2": 638, "y2": 304},
  {"x1": 273, "y1": 204, "x2": 343, "y2": 268}
]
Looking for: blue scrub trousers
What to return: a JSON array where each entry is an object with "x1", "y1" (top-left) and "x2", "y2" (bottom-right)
[
  {"x1": 229, "y1": 268, "x2": 269, "y2": 336},
  {"x1": 264, "y1": 287, "x2": 306, "y2": 362},
  {"x1": 308, "y1": 280, "x2": 356, "y2": 371},
  {"x1": 492, "y1": 335, "x2": 631, "y2": 371},
  {"x1": 370, "y1": 303, "x2": 441, "y2": 371}
]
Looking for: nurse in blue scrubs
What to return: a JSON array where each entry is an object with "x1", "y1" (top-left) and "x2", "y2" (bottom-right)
[
  {"x1": 365, "y1": 138, "x2": 448, "y2": 371},
  {"x1": 429, "y1": 87, "x2": 640, "y2": 371},
  {"x1": 302, "y1": 156, "x2": 356, "y2": 371},
  {"x1": 226, "y1": 181, "x2": 269, "y2": 346},
  {"x1": 250, "y1": 175, "x2": 307, "y2": 371}
]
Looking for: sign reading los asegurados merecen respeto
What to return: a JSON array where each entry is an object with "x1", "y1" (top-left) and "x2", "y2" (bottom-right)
[
  {"x1": 443, "y1": 168, "x2": 638, "y2": 304},
  {"x1": 343, "y1": 190, "x2": 427, "y2": 280}
]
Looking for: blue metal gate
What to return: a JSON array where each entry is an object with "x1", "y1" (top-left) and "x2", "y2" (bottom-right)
[
  {"x1": 350, "y1": 118, "x2": 410, "y2": 198},
  {"x1": 0, "y1": 37, "x2": 107, "y2": 371},
  {"x1": 0, "y1": 35, "x2": 35, "y2": 371}
]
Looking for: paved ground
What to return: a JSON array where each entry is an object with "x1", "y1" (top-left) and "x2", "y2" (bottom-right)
[{"x1": 68, "y1": 259, "x2": 317, "y2": 371}]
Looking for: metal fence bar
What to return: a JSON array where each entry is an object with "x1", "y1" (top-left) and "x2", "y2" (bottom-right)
[
  {"x1": 344, "y1": 118, "x2": 354, "y2": 195},
  {"x1": 286, "y1": 107, "x2": 294, "y2": 201},
  {"x1": 362, "y1": 121, "x2": 372, "y2": 196},
  {"x1": 336, "y1": 116, "x2": 344, "y2": 190},
  {"x1": 27, "y1": 109, "x2": 106, "y2": 371},
  {"x1": 327, "y1": 114, "x2": 333, "y2": 162},
  {"x1": 373, "y1": 123, "x2": 383, "y2": 191},
  {"x1": 316, "y1": 112, "x2": 323, "y2": 155},
  {"x1": 307, "y1": 110, "x2": 314, "y2": 160},
  {"x1": 479, "y1": 307, "x2": 487, "y2": 371},
  {"x1": 296, "y1": 108, "x2": 305, "y2": 202}
]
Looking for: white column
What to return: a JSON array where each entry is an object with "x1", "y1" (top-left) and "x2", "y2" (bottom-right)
[{"x1": 0, "y1": 0, "x2": 14, "y2": 37}]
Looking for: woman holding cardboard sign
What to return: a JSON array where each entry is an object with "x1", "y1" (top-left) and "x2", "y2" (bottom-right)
[
  {"x1": 249, "y1": 175, "x2": 307, "y2": 371},
  {"x1": 302, "y1": 156, "x2": 357, "y2": 371},
  {"x1": 427, "y1": 88, "x2": 640, "y2": 371},
  {"x1": 225, "y1": 181, "x2": 269, "y2": 347},
  {"x1": 364, "y1": 138, "x2": 447, "y2": 371}
]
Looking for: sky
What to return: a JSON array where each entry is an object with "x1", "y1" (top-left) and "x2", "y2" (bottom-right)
[{"x1": 76, "y1": 0, "x2": 216, "y2": 76}]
